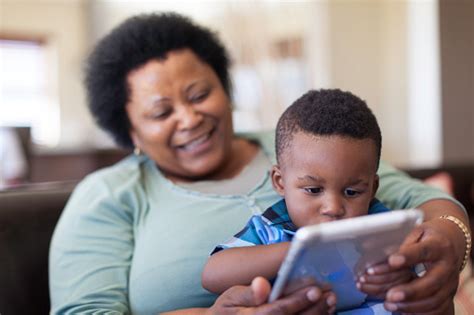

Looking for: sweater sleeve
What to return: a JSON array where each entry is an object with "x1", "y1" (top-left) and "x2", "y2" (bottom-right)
[
  {"x1": 376, "y1": 161, "x2": 466, "y2": 214},
  {"x1": 49, "y1": 165, "x2": 141, "y2": 314}
]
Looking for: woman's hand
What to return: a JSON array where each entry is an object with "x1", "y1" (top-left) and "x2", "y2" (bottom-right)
[
  {"x1": 207, "y1": 277, "x2": 336, "y2": 315},
  {"x1": 382, "y1": 220, "x2": 460, "y2": 314},
  {"x1": 356, "y1": 261, "x2": 414, "y2": 299}
]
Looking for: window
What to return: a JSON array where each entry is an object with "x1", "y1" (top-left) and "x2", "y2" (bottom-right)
[{"x1": 0, "y1": 37, "x2": 59, "y2": 146}]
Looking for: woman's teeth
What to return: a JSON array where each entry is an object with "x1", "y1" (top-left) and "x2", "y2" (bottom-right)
[{"x1": 180, "y1": 133, "x2": 210, "y2": 151}]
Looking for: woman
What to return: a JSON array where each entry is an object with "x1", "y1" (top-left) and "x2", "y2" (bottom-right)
[{"x1": 49, "y1": 13, "x2": 470, "y2": 315}]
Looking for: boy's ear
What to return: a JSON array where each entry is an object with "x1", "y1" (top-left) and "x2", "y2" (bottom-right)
[
  {"x1": 372, "y1": 174, "x2": 379, "y2": 199},
  {"x1": 271, "y1": 165, "x2": 285, "y2": 197}
]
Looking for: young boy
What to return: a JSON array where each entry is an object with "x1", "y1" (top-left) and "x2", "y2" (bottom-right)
[{"x1": 202, "y1": 89, "x2": 414, "y2": 314}]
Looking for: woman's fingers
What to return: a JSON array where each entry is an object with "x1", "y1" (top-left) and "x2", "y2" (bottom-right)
[
  {"x1": 374, "y1": 221, "x2": 459, "y2": 314},
  {"x1": 360, "y1": 268, "x2": 412, "y2": 285},
  {"x1": 357, "y1": 269, "x2": 413, "y2": 298},
  {"x1": 385, "y1": 291, "x2": 454, "y2": 315},
  {"x1": 386, "y1": 230, "x2": 458, "y2": 299},
  {"x1": 210, "y1": 276, "x2": 328, "y2": 315},
  {"x1": 364, "y1": 262, "x2": 392, "y2": 275},
  {"x1": 254, "y1": 286, "x2": 327, "y2": 315},
  {"x1": 299, "y1": 291, "x2": 337, "y2": 315},
  {"x1": 385, "y1": 268, "x2": 454, "y2": 304},
  {"x1": 390, "y1": 223, "x2": 457, "y2": 271},
  {"x1": 384, "y1": 263, "x2": 458, "y2": 313},
  {"x1": 250, "y1": 277, "x2": 272, "y2": 305}
]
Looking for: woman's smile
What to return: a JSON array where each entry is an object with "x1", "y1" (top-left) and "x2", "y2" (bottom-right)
[{"x1": 175, "y1": 126, "x2": 215, "y2": 155}]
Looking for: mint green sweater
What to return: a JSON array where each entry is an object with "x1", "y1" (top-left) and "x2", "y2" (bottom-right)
[{"x1": 49, "y1": 131, "x2": 462, "y2": 315}]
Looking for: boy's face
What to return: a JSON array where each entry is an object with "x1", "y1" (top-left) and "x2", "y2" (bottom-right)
[{"x1": 271, "y1": 132, "x2": 379, "y2": 228}]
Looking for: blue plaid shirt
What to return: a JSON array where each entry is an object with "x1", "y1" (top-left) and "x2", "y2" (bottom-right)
[
  {"x1": 212, "y1": 198, "x2": 390, "y2": 253},
  {"x1": 212, "y1": 199, "x2": 398, "y2": 315}
]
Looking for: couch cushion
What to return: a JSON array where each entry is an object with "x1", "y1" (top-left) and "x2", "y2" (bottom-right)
[{"x1": 0, "y1": 182, "x2": 76, "y2": 315}]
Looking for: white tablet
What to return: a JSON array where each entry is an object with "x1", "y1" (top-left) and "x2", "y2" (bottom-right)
[{"x1": 268, "y1": 209, "x2": 423, "y2": 311}]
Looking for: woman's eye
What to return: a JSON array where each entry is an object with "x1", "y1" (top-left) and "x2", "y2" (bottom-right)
[
  {"x1": 191, "y1": 91, "x2": 209, "y2": 103},
  {"x1": 304, "y1": 187, "x2": 322, "y2": 194},
  {"x1": 344, "y1": 188, "x2": 360, "y2": 197},
  {"x1": 150, "y1": 111, "x2": 171, "y2": 120}
]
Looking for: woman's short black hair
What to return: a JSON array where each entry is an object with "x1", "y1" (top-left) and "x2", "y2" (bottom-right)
[
  {"x1": 276, "y1": 89, "x2": 382, "y2": 167},
  {"x1": 85, "y1": 12, "x2": 232, "y2": 148}
]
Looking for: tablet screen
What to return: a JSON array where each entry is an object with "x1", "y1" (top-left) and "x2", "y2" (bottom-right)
[{"x1": 269, "y1": 209, "x2": 423, "y2": 310}]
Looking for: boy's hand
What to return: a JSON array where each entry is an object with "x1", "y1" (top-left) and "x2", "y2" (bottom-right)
[{"x1": 356, "y1": 261, "x2": 415, "y2": 299}]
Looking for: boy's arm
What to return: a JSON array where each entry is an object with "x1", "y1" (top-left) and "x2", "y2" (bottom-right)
[{"x1": 202, "y1": 242, "x2": 290, "y2": 294}]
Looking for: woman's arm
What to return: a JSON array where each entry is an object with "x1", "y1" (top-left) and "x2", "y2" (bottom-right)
[
  {"x1": 49, "y1": 175, "x2": 136, "y2": 314},
  {"x1": 202, "y1": 243, "x2": 290, "y2": 294},
  {"x1": 373, "y1": 162, "x2": 470, "y2": 314},
  {"x1": 376, "y1": 161, "x2": 467, "y2": 216}
]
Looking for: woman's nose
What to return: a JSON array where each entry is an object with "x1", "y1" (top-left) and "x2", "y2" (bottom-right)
[
  {"x1": 176, "y1": 105, "x2": 203, "y2": 130},
  {"x1": 320, "y1": 195, "x2": 345, "y2": 218}
]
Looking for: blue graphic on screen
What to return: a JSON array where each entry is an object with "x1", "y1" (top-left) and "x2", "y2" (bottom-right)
[{"x1": 288, "y1": 240, "x2": 366, "y2": 310}]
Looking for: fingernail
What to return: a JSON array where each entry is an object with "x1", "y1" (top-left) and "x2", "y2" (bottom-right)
[
  {"x1": 367, "y1": 267, "x2": 375, "y2": 275},
  {"x1": 390, "y1": 254, "x2": 405, "y2": 265},
  {"x1": 326, "y1": 294, "x2": 336, "y2": 306},
  {"x1": 359, "y1": 276, "x2": 366, "y2": 283},
  {"x1": 391, "y1": 291, "x2": 405, "y2": 302},
  {"x1": 306, "y1": 288, "x2": 321, "y2": 302},
  {"x1": 385, "y1": 303, "x2": 398, "y2": 311},
  {"x1": 356, "y1": 282, "x2": 361, "y2": 289}
]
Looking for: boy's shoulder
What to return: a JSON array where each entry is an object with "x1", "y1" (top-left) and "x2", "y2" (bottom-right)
[
  {"x1": 260, "y1": 199, "x2": 298, "y2": 232},
  {"x1": 368, "y1": 198, "x2": 391, "y2": 214}
]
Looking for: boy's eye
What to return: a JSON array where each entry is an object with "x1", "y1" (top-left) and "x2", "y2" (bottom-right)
[
  {"x1": 304, "y1": 187, "x2": 323, "y2": 194},
  {"x1": 344, "y1": 188, "x2": 360, "y2": 197}
]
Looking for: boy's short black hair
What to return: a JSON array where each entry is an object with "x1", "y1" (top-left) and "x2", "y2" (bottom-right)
[
  {"x1": 276, "y1": 89, "x2": 382, "y2": 167},
  {"x1": 85, "y1": 12, "x2": 231, "y2": 148}
]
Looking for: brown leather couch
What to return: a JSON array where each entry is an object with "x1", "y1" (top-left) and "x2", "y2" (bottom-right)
[
  {"x1": 0, "y1": 182, "x2": 77, "y2": 315},
  {"x1": 0, "y1": 166, "x2": 472, "y2": 314}
]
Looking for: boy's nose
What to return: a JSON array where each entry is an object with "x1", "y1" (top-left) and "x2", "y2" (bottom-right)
[{"x1": 320, "y1": 195, "x2": 345, "y2": 219}]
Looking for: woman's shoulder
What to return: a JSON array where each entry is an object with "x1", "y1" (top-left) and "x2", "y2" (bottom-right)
[
  {"x1": 59, "y1": 155, "x2": 150, "y2": 229},
  {"x1": 83, "y1": 154, "x2": 144, "y2": 184},
  {"x1": 68, "y1": 154, "x2": 148, "y2": 210},
  {"x1": 238, "y1": 130, "x2": 276, "y2": 162}
]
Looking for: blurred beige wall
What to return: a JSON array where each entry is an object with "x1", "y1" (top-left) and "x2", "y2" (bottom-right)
[
  {"x1": 1, "y1": 0, "x2": 471, "y2": 167},
  {"x1": 328, "y1": 1, "x2": 411, "y2": 165}
]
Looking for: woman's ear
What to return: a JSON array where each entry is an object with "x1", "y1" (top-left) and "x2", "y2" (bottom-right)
[
  {"x1": 271, "y1": 165, "x2": 285, "y2": 197},
  {"x1": 371, "y1": 174, "x2": 379, "y2": 199},
  {"x1": 129, "y1": 129, "x2": 140, "y2": 149}
]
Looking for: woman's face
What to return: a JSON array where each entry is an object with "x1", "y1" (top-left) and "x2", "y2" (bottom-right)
[{"x1": 125, "y1": 49, "x2": 234, "y2": 181}]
